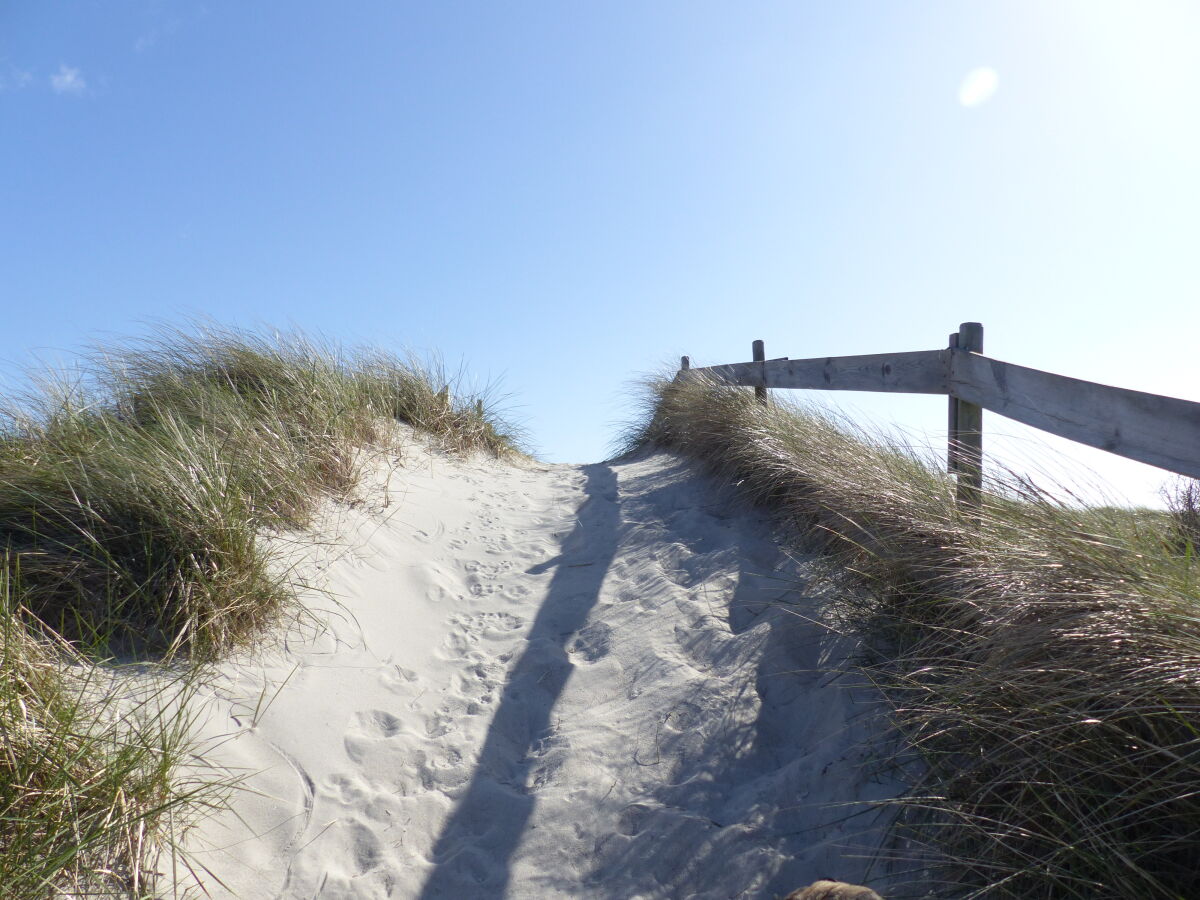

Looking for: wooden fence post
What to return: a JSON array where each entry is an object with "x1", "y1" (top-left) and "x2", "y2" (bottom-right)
[
  {"x1": 752, "y1": 340, "x2": 767, "y2": 405},
  {"x1": 950, "y1": 322, "x2": 984, "y2": 511},
  {"x1": 947, "y1": 331, "x2": 960, "y2": 474},
  {"x1": 681, "y1": 356, "x2": 690, "y2": 371}
]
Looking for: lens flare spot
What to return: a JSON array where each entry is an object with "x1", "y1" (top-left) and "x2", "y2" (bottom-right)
[{"x1": 958, "y1": 67, "x2": 999, "y2": 108}]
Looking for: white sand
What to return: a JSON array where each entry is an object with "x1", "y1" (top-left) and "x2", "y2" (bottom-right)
[{"x1": 173, "y1": 447, "x2": 905, "y2": 899}]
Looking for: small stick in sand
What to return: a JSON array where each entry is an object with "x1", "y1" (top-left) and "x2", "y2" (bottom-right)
[{"x1": 783, "y1": 880, "x2": 884, "y2": 900}]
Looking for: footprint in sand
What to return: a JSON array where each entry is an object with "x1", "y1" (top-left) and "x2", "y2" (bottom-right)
[
  {"x1": 378, "y1": 663, "x2": 419, "y2": 695},
  {"x1": 351, "y1": 709, "x2": 404, "y2": 738},
  {"x1": 569, "y1": 621, "x2": 613, "y2": 662},
  {"x1": 445, "y1": 611, "x2": 526, "y2": 648},
  {"x1": 325, "y1": 772, "x2": 370, "y2": 805},
  {"x1": 528, "y1": 733, "x2": 571, "y2": 789},
  {"x1": 662, "y1": 699, "x2": 705, "y2": 732},
  {"x1": 617, "y1": 802, "x2": 654, "y2": 836},
  {"x1": 343, "y1": 710, "x2": 415, "y2": 777},
  {"x1": 315, "y1": 817, "x2": 383, "y2": 876},
  {"x1": 343, "y1": 719, "x2": 462, "y2": 796},
  {"x1": 476, "y1": 610, "x2": 525, "y2": 636}
]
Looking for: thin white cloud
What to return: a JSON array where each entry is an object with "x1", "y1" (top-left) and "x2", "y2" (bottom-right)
[
  {"x1": 135, "y1": 9, "x2": 192, "y2": 52},
  {"x1": 958, "y1": 67, "x2": 999, "y2": 108},
  {"x1": 0, "y1": 65, "x2": 33, "y2": 92},
  {"x1": 50, "y1": 64, "x2": 87, "y2": 95}
]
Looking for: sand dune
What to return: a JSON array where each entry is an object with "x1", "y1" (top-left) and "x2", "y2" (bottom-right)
[{"x1": 173, "y1": 446, "x2": 903, "y2": 899}]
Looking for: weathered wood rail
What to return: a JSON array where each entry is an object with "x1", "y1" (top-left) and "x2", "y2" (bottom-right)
[{"x1": 679, "y1": 322, "x2": 1200, "y2": 508}]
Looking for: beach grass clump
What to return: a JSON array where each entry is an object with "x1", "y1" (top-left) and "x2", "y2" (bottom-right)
[
  {"x1": 626, "y1": 373, "x2": 1200, "y2": 899},
  {"x1": 0, "y1": 324, "x2": 523, "y2": 658},
  {"x1": 0, "y1": 323, "x2": 523, "y2": 895},
  {"x1": 1164, "y1": 477, "x2": 1200, "y2": 555},
  {"x1": 0, "y1": 578, "x2": 201, "y2": 898}
]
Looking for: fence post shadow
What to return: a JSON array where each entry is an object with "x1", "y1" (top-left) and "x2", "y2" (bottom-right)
[{"x1": 417, "y1": 463, "x2": 620, "y2": 899}]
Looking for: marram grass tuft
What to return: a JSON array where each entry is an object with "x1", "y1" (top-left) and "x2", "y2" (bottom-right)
[
  {"x1": 0, "y1": 324, "x2": 524, "y2": 658},
  {"x1": 0, "y1": 568, "x2": 209, "y2": 898},
  {"x1": 0, "y1": 324, "x2": 524, "y2": 897},
  {"x1": 625, "y1": 372, "x2": 1200, "y2": 899}
]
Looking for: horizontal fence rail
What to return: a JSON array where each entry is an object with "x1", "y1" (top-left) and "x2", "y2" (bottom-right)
[
  {"x1": 703, "y1": 349, "x2": 950, "y2": 395},
  {"x1": 679, "y1": 323, "x2": 1200, "y2": 507},
  {"x1": 950, "y1": 353, "x2": 1200, "y2": 482}
]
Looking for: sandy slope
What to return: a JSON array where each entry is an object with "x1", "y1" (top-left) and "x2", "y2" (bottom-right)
[{"x1": 174, "y1": 447, "x2": 904, "y2": 899}]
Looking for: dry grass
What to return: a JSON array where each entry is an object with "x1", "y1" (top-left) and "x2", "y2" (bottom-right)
[
  {"x1": 625, "y1": 373, "x2": 1200, "y2": 899},
  {"x1": 1, "y1": 324, "x2": 523, "y2": 659},
  {"x1": 0, "y1": 324, "x2": 523, "y2": 897},
  {"x1": 1, "y1": 574, "x2": 207, "y2": 898}
]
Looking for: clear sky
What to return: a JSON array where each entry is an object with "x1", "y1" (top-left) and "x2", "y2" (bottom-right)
[{"x1": 4, "y1": 2, "x2": 1199, "y2": 506}]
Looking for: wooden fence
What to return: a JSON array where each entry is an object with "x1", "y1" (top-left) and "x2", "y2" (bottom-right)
[{"x1": 678, "y1": 322, "x2": 1200, "y2": 508}]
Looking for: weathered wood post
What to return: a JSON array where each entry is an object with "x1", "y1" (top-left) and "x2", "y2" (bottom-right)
[
  {"x1": 947, "y1": 330, "x2": 960, "y2": 474},
  {"x1": 752, "y1": 340, "x2": 767, "y2": 405},
  {"x1": 949, "y1": 322, "x2": 984, "y2": 511},
  {"x1": 673, "y1": 356, "x2": 691, "y2": 386}
]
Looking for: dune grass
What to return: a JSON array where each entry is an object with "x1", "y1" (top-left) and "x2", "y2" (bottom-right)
[
  {"x1": 0, "y1": 324, "x2": 523, "y2": 897},
  {"x1": 626, "y1": 373, "x2": 1200, "y2": 899},
  {"x1": 0, "y1": 588, "x2": 206, "y2": 898},
  {"x1": 2, "y1": 324, "x2": 523, "y2": 659}
]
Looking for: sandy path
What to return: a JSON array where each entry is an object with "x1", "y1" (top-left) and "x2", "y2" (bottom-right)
[{"x1": 175, "y1": 448, "x2": 903, "y2": 899}]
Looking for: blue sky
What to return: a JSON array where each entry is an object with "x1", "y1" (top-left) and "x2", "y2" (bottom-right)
[{"x1": 3, "y1": 2, "x2": 1199, "y2": 505}]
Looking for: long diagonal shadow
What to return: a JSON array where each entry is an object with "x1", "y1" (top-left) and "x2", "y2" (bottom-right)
[{"x1": 418, "y1": 463, "x2": 620, "y2": 898}]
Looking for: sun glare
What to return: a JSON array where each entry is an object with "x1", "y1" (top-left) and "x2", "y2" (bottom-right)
[{"x1": 958, "y1": 67, "x2": 999, "y2": 108}]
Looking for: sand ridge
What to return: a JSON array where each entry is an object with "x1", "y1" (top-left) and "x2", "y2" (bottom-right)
[{"x1": 174, "y1": 447, "x2": 903, "y2": 899}]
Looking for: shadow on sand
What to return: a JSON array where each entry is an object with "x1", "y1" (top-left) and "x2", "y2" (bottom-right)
[
  {"x1": 418, "y1": 463, "x2": 620, "y2": 899},
  {"x1": 576, "y1": 463, "x2": 902, "y2": 899}
]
